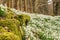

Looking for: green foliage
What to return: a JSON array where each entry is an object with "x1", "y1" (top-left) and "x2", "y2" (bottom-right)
[
  {"x1": 0, "y1": 7, "x2": 6, "y2": 17},
  {"x1": 15, "y1": 14, "x2": 30, "y2": 26},
  {"x1": 0, "y1": 32, "x2": 20, "y2": 40},
  {"x1": 38, "y1": 32, "x2": 54, "y2": 40}
]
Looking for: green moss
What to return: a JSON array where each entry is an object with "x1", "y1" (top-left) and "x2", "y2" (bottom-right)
[
  {"x1": 0, "y1": 32, "x2": 20, "y2": 40},
  {"x1": 15, "y1": 14, "x2": 30, "y2": 26},
  {"x1": 0, "y1": 19, "x2": 20, "y2": 27},
  {"x1": 0, "y1": 7, "x2": 30, "y2": 40},
  {"x1": 0, "y1": 26, "x2": 7, "y2": 33},
  {"x1": 19, "y1": 26, "x2": 24, "y2": 36},
  {"x1": 0, "y1": 19, "x2": 22, "y2": 40},
  {"x1": 0, "y1": 7, "x2": 16, "y2": 19},
  {"x1": 5, "y1": 9, "x2": 15, "y2": 19}
]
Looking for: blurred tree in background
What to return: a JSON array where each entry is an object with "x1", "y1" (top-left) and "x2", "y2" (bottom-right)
[{"x1": 0, "y1": 0, "x2": 60, "y2": 15}]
